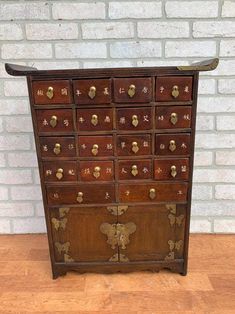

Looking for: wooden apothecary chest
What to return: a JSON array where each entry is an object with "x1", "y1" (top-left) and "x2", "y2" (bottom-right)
[{"x1": 5, "y1": 59, "x2": 218, "y2": 278}]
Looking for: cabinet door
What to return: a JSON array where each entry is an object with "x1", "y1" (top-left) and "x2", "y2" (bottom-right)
[{"x1": 51, "y1": 206, "x2": 117, "y2": 263}]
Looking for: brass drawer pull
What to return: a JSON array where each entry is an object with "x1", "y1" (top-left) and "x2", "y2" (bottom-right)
[
  {"x1": 170, "y1": 112, "x2": 178, "y2": 125},
  {"x1": 170, "y1": 165, "x2": 177, "y2": 178},
  {"x1": 88, "y1": 86, "x2": 96, "y2": 99},
  {"x1": 46, "y1": 86, "x2": 54, "y2": 99},
  {"x1": 76, "y1": 192, "x2": 83, "y2": 203},
  {"x1": 131, "y1": 141, "x2": 139, "y2": 154},
  {"x1": 149, "y1": 188, "x2": 156, "y2": 200},
  {"x1": 53, "y1": 143, "x2": 61, "y2": 155},
  {"x1": 169, "y1": 140, "x2": 176, "y2": 152},
  {"x1": 50, "y1": 115, "x2": 58, "y2": 128},
  {"x1": 171, "y1": 85, "x2": 179, "y2": 98},
  {"x1": 93, "y1": 166, "x2": 101, "y2": 179},
  {"x1": 132, "y1": 114, "x2": 138, "y2": 127},
  {"x1": 91, "y1": 114, "x2": 98, "y2": 126},
  {"x1": 91, "y1": 144, "x2": 99, "y2": 156},
  {"x1": 128, "y1": 84, "x2": 136, "y2": 98},
  {"x1": 131, "y1": 165, "x2": 138, "y2": 177},
  {"x1": 56, "y1": 168, "x2": 63, "y2": 180}
]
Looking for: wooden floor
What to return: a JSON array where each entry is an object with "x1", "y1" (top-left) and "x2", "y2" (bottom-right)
[{"x1": 0, "y1": 234, "x2": 235, "y2": 313}]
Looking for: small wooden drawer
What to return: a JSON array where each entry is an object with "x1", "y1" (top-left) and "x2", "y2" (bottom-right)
[
  {"x1": 47, "y1": 184, "x2": 115, "y2": 205},
  {"x1": 156, "y1": 106, "x2": 192, "y2": 129},
  {"x1": 36, "y1": 109, "x2": 74, "y2": 133},
  {"x1": 113, "y1": 78, "x2": 152, "y2": 103},
  {"x1": 119, "y1": 183, "x2": 188, "y2": 203},
  {"x1": 32, "y1": 80, "x2": 72, "y2": 104},
  {"x1": 77, "y1": 108, "x2": 113, "y2": 131},
  {"x1": 79, "y1": 161, "x2": 114, "y2": 181},
  {"x1": 43, "y1": 161, "x2": 77, "y2": 182},
  {"x1": 155, "y1": 134, "x2": 190, "y2": 156},
  {"x1": 78, "y1": 136, "x2": 114, "y2": 157},
  {"x1": 40, "y1": 137, "x2": 76, "y2": 158},
  {"x1": 156, "y1": 76, "x2": 193, "y2": 102},
  {"x1": 154, "y1": 158, "x2": 189, "y2": 181},
  {"x1": 117, "y1": 107, "x2": 152, "y2": 130},
  {"x1": 117, "y1": 134, "x2": 151, "y2": 156},
  {"x1": 73, "y1": 79, "x2": 111, "y2": 104},
  {"x1": 118, "y1": 159, "x2": 152, "y2": 180}
]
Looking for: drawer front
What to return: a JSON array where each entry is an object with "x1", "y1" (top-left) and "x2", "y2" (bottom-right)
[
  {"x1": 156, "y1": 106, "x2": 192, "y2": 129},
  {"x1": 118, "y1": 159, "x2": 152, "y2": 180},
  {"x1": 32, "y1": 80, "x2": 72, "y2": 104},
  {"x1": 117, "y1": 134, "x2": 151, "y2": 156},
  {"x1": 156, "y1": 76, "x2": 193, "y2": 102},
  {"x1": 154, "y1": 158, "x2": 189, "y2": 181},
  {"x1": 119, "y1": 183, "x2": 188, "y2": 203},
  {"x1": 78, "y1": 136, "x2": 114, "y2": 157},
  {"x1": 79, "y1": 161, "x2": 114, "y2": 181},
  {"x1": 77, "y1": 108, "x2": 113, "y2": 131},
  {"x1": 40, "y1": 137, "x2": 76, "y2": 158},
  {"x1": 73, "y1": 79, "x2": 111, "y2": 104},
  {"x1": 155, "y1": 134, "x2": 190, "y2": 156},
  {"x1": 117, "y1": 107, "x2": 152, "y2": 131},
  {"x1": 36, "y1": 109, "x2": 74, "y2": 133},
  {"x1": 113, "y1": 78, "x2": 152, "y2": 103},
  {"x1": 43, "y1": 161, "x2": 77, "y2": 182},
  {"x1": 47, "y1": 184, "x2": 115, "y2": 205}
]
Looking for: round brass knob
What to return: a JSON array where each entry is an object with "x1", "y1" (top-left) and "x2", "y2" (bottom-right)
[
  {"x1": 131, "y1": 165, "x2": 138, "y2": 177},
  {"x1": 76, "y1": 192, "x2": 83, "y2": 203},
  {"x1": 53, "y1": 143, "x2": 61, "y2": 155},
  {"x1": 131, "y1": 141, "x2": 139, "y2": 154},
  {"x1": 56, "y1": 168, "x2": 63, "y2": 180},
  {"x1": 91, "y1": 144, "x2": 99, "y2": 156},
  {"x1": 128, "y1": 84, "x2": 136, "y2": 98},
  {"x1": 50, "y1": 115, "x2": 58, "y2": 128},
  {"x1": 149, "y1": 188, "x2": 156, "y2": 200},
  {"x1": 170, "y1": 112, "x2": 178, "y2": 125},
  {"x1": 132, "y1": 115, "x2": 139, "y2": 127},
  {"x1": 91, "y1": 114, "x2": 98, "y2": 126},
  {"x1": 46, "y1": 86, "x2": 54, "y2": 99},
  {"x1": 88, "y1": 86, "x2": 96, "y2": 99},
  {"x1": 93, "y1": 166, "x2": 101, "y2": 179},
  {"x1": 170, "y1": 165, "x2": 177, "y2": 178},
  {"x1": 171, "y1": 85, "x2": 179, "y2": 98},
  {"x1": 169, "y1": 140, "x2": 176, "y2": 152}
]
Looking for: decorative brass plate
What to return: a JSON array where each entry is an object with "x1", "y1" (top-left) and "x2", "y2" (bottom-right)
[
  {"x1": 166, "y1": 204, "x2": 184, "y2": 227},
  {"x1": 107, "y1": 205, "x2": 128, "y2": 216}
]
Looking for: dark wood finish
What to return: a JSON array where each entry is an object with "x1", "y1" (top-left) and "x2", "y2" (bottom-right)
[{"x1": 5, "y1": 59, "x2": 218, "y2": 278}]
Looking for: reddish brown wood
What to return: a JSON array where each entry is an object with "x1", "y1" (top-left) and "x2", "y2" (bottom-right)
[
  {"x1": 43, "y1": 161, "x2": 77, "y2": 182},
  {"x1": 156, "y1": 106, "x2": 192, "y2": 129},
  {"x1": 78, "y1": 135, "x2": 114, "y2": 157},
  {"x1": 79, "y1": 161, "x2": 114, "y2": 181},
  {"x1": 154, "y1": 158, "x2": 189, "y2": 181},
  {"x1": 77, "y1": 108, "x2": 113, "y2": 131},
  {"x1": 155, "y1": 133, "x2": 191, "y2": 156},
  {"x1": 39, "y1": 136, "x2": 76, "y2": 158},
  {"x1": 117, "y1": 134, "x2": 151, "y2": 156},
  {"x1": 118, "y1": 159, "x2": 152, "y2": 180},
  {"x1": 117, "y1": 107, "x2": 152, "y2": 130}
]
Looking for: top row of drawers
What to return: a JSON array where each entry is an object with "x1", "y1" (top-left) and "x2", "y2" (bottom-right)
[{"x1": 32, "y1": 76, "x2": 193, "y2": 105}]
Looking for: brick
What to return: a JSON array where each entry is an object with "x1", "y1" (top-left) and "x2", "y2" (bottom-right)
[
  {"x1": 198, "y1": 79, "x2": 216, "y2": 95},
  {"x1": 216, "y1": 151, "x2": 235, "y2": 165},
  {"x1": 0, "y1": 99, "x2": 29, "y2": 115},
  {"x1": 165, "y1": 1, "x2": 218, "y2": 18},
  {"x1": 216, "y1": 116, "x2": 235, "y2": 131},
  {"x1": 196, "y1": 133, "x2": 235, "y2": 149},
  {"x1": 218, "y1": 79, "x2": 235, "y2": 94},
  {"x1": 194, "y1": 151, "x2": 213, "y2": 166},
  {"x1": 5, "y1": 116, "x2": 33, "y2": 133},
  {"x1": 11, "y1": 186, "x2": 42, "y2": 201},
  {"x1": 8, "y1": 152, "x2": 37, "y2": 168},
  {"x1": 0, "y1": 169, "x2": 32, "y2": 184},
  {"x1": 138, "y1": 22, "x2": 189, "y2": 38},
  {"x1": 220, "y1": 40, "x2": 235, "y2": 57},
  {"x1": 137, "y1": 60, "x2": 189, "y2": 67},
  {"x1": 35, "y1": 202, "x2": 44, "y2": 217},
  {"x1": 206, "y1": 60, "x2": 235, "y2": 76},
  {"x1": 28, "y1": 61, "x2": 81, "y2": 70},
  {"x1": 55, "y1": 43, "x2": 107, "y2": 59},
  {"x1": 214, "y1": 220, "x2": 235, "y2": 233},
  {"x1": 222, "y1": 1, "x2": 235, "y2": 17},
  {"x1": 0, "y1": 153, "x2": 6, "y2": 167},
  {"x1": 0, "y1": 187, "x2": 8, "y2": 200},
  {"x1": 190, "y1": 219, "x2": 212, "y2": 233},
  {"x1": 12, "y1": 217, "x2": 46, "y2": 234},
  {"x1": 26, "y1": 23, "x2": 78, "y2": 40},
  {"x1": 194, "y1": 169, "x2": 235, "y2": 183},
  {"x1": 52, "y1": 3, "x2": 105, "y2": 20},
  {"x1": 192, "y1": 185, "x2": 213, "y2": 200},
  {"x1": 82, "y1": 22, "x2": 134, "y2": 39},
  {"x1": 4, "y1": 80, "x2": 28, "y2": 97},
  {"x1": 110, "y1": 41, "x2": 162, "y2": 58},
  {"x1": 165, "y1": 41, "x2": 216, "y2": 57},
  {"x1": 34, "y1": 169, "x2": 40, "y2": 184},
  {"x1": 193, "y1": 21, "x2": 235, "y2": 38},
  {"x1": 0, "y1": 118, "x2": 3, "y2": 133},
  {"x1": 0, "y1": 135, "x2": 31, "y2": 151},
  {"x1": 0, "y1": 24, "x2": 23, "y2": 40},
  {"x1": 196, "y1": 115, "x2": 214, "y2": 131},
  {"x1": 0, "y1": 219, "x2": 11, "y2": 234},
  {"x1": 0, "y1": 203, "x2": 34, "y2": 217},
  {"x1": 215, "y1": 185, "x2": 235, "y2": 200},
  {"x1": 0, "y1": 3, "x2": 50, "y2": 20},
  {"x1": 109, "y1": 2, "x2": 162, "y2": 19},
  {"x1": 2, "y1": 43, "x2": 52, "y2": 59},
  {"x1": 84, "y1": 60, "x2": 135, "y2": 69},
  {"x1": 192, "y1": 201, "x2": 235, "y2": 217},
  {"x1": 198, "y1": 97, "x2": 235, "y2": 113}
]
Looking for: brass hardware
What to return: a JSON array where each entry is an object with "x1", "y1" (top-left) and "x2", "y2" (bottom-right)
[
  {"x1": 50, "y1": 115, "x2": 58, "y2": 128},
  {"x1": 56, "y1": 168, "x2": 63, "y2": 180},
  {"x1": 53, "y1": 143, "x2": 61, "y2": 155},
  {"x1": 109, "y1": 253, "x2": 119, "y2": 262},
  {"x1": 109, "y1": 253, "x2": 129, "y2": 262},
  {"x1": 120, "y1": 253, "x2": 129, "y2": 262},
  {"x1": 131, "y1": 165, "x2": 138, "y2": 177},
  {"x1": 177, "y1": 58, "x2": 219, "y2": 72},
  {"x1": 100, "y1": 222, "x2": 136, "y2": 250},
  {"x1": 131, "y1": 141, "x2": 139, "y2": 154},
  {"x1": 88, "y1": 86, "x2": 96, "y2": 99},
  {"x1": 64, "y1": 254, "x2": 74, "y2": 263},
  {"x1": 55, "y1": 242, "x2": 70, "y2": 255},
  {"x1": 51, "y1": 217, "x2": 67, "y2": 230},
  {"x1": 128, "y1": 84, "x2": 136, "y2": 98},
  {"x1": 165, "y1": 252, "x2": 175, "y2": 260},
  {"x1": 76, "y1": 192, "x2": 83, "y2": 203},
  {"x1": 171, "y1": 85, "x2": 179, "y2": 98},
  {"x1": 93, "y1": 166, "x2": 101, "y2": 179},
  {"x1": 164, "y1": 239, "x2": 183, "y2": 261},
  {"x1": 91, "y1": 114, "x2": 98, "y2": 126},
  {"x1": 170, "y1": 165, "x2": 177, "y2": 178},
  {"x1": 170, "y1": 112, "x2": 178, "y2": 125},
  {"x1": 149, "y1": 188, "x2": 156, "y2": 200},
  {"x1": 91, "y1": 144, "x2": 99, "y2": 156},
  {"x1": 107, "y1": 205, "x2": 128, "y2": 216},
  {"x1": 132, "y1": 114, "x2": 139, "y2": 127},
  {"x1": 169, "y1": 140, "x2": 176, "y2": 152},
  {"x1": 59, "y1": 207, "x2": 70, "y2": 218},
  {"x1": 166, "y1": 204, "x2": 184, "y2": 227},
  {"x1": 46, "y1": 86, "x2": 54, "y2": 99}
]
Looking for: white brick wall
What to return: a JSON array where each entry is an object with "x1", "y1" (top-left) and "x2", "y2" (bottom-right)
[{"x1": 0, "y1": 0, "x2": 234, "y2": 234}]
